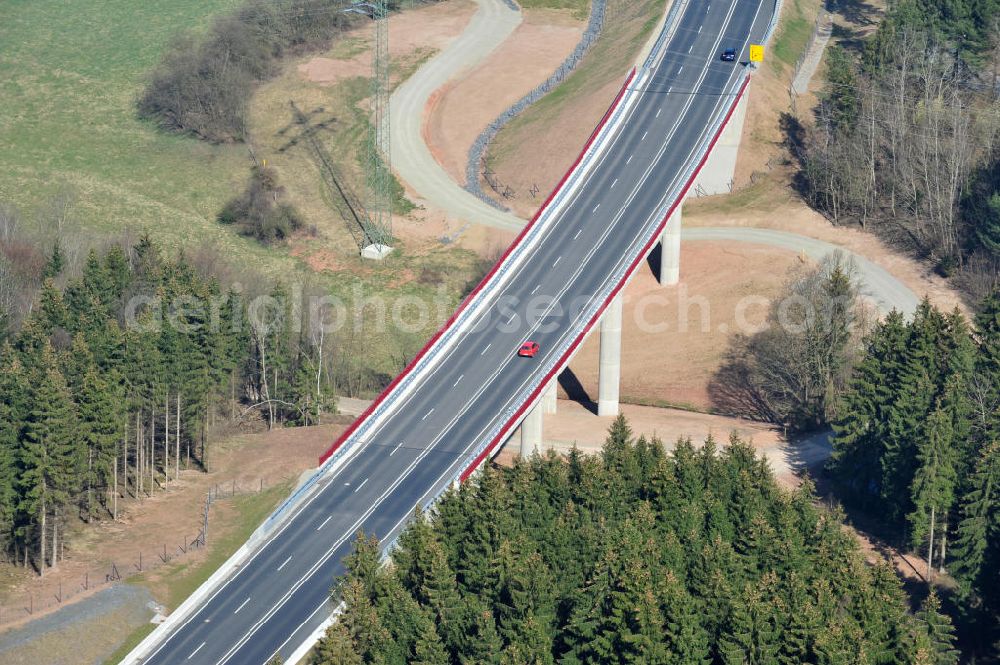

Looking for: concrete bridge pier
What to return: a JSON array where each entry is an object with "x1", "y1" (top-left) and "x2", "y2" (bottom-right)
[
  {"x1": 542, "y1": 378, "x2": 558, "y2": 414},
  {"x1": 597, "y1": 292, "x2": 623, "y2": 417},
  {"x1": 659, "y1": 205, "x2": 682, "y2": 286},
  {"x1": 520, "y1": 399, "x2": 543, "y2": 457}
]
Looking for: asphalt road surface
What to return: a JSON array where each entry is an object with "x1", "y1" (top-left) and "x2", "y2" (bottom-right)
[{"x1": 138, "y1": 1, "x2": 775, "y2": 662}]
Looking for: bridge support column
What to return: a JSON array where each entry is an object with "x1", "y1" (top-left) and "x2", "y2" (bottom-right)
[
  {"x1": 659, "y1": 205, "x2": 681, "y2": 286},
  {"x1": 542, "y1": 378, "x2": 557, "y2": 414},
  {"x1": 597, "y1": 292, "x2": 622, "y2": 417},
  {"x1": 520, "y1": 400, "x2": 543, "y2": 457}
]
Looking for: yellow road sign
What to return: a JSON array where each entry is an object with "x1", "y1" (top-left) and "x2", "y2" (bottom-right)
[{"x1": 749, "y1": 44, "x2": 764, "y2": 62}]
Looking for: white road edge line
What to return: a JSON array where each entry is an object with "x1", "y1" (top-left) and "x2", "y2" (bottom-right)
[
  {"x1": 159, "y1": 1, "x2": 760, "y2": 660},
  {"x1": 265, "y1": 0, "x2": 758, "y2": 660}
]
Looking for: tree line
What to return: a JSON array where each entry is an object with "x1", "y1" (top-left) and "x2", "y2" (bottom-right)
[
  {"x1": 314, "y1": 418, "x2": 960, "y2": 664},
  {"x1": 0, "y1": 234, "x2": 338, "y2": 574},
  {"x1": 798, "y1": 0, "x2": 1000, "y2": 297},
  {"x1": 138, "y1": 0, "x2": 439, "y2": 143},
  {"x1": 830, "y1": 293, "x2": 1000, "y2": 658},
  {"x1": 710, "y1": 254, "x2": 870, "y2": 433}
]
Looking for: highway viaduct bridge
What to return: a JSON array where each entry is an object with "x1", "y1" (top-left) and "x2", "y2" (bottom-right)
[{"x1": 124, "y1": 0, "x2": 780, "y2": 662}]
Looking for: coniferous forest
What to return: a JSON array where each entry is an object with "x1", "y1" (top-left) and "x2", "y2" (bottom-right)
[
  {"x1": 831, "y1": 294, "x2": 1000, "y2": 657},
  {"x1": 314, "y1": 419, "x2": 961, "y2": 665},
  {"x1": 0, "y1": 235, "x2": 335, "y2": 574}
]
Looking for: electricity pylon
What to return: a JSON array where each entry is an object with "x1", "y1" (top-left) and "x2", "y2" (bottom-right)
[{"x1": 348, "y1": 0, "x2": 392, "y2": 254}]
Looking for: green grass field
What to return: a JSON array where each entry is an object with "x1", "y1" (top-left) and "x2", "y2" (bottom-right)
[
  {"x1": 0, "y1": 1, "x2": 265, "y2": 250},
  {"x1": 0, "y1": 0, "x2": 492, "y2": 380}
]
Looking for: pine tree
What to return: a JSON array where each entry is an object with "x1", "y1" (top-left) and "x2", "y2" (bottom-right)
[
  {"x1": 909, "y1": 407, "x2": 958, "y2": 579},
  {"x1": 718, "y1": 581, "x2": 780, "y2": 665},
  {"x1": 19, "y1": 344, "x2": 78, "y2": 572},
  {"x1": 660, "y1": 570, "x2": 711, "y2": 665},
  {"x1": 42, "y1": 241, "x2": 64, "y2": 280},
  {"x1": 77, "y1": 366, "x2": 124, "y2": 521},
  {"x1": 907, "y1": 592, "x2": 960, "y2": 665},
  {"x1": 951, "y1": 440, "x2": 1000, "y2": 596},
  {"x1": 312, "y1": 620, "x2": 362, "y2": 665},
  {"x1": 0, "y1": 347, "x2": 28, "y2": 558}
]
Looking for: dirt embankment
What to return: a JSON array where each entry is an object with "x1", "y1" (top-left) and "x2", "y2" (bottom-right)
[
  {"x1": 0, "y1": 419, "x2": 351, "y2": 631},
  {"x1": 484, "y1": 0, "x2": 668, "y2": 218},
  {"x1": 423, "y1": 8, "x2": 586, "y2": 186}
]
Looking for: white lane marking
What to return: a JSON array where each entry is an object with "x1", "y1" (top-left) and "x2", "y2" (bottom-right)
[
  {"x1": 422, "y1": 408, "x2": 435, "y2": 420},
  {"x1": 592, "y1": 203, "x2": 600, "y2": 213},
  {"x1": 678, "y1": 66, "x2": 684, "y2": 74},
  {"x1": 531, "y1": 284, "x2": 540, "y2": 295},
  {"x1": 354, "y1": 478, "x2": 369, "y2": 493},
  {"x1": 688, "y1": 44, "x2": 693, "y2": 53},
  {"x1": 699, "y1": 24, "x2": 702, "y2": 32},
  {"x1": 389, "y1": 441, "x2": 404, "y2": 456},
  {"x1": 553, "y1": 256, "x2": 562, "y2": 268},
  {"x1": 641, "y1": 131, "x2": 648, "y2": 141},
  {"x1": 668, "y1": 86, "x2": 673, "y2": 93},
  {"x1": 277, "y1": 555, "x2": 292, "y2": 571},
  {"x1": 219, "y1": 424, "x2": 445, "y2": 664},
  {"x1": 316, "y1": 515, "x2": 332, "y2": 531},
  {"x1": 209, "y1": 3, "x2": 756, "y2": 658},
  {"x1": 234, "y1": 597, "x2": 251, "y2": 614},
  {"x1": 611, "y1": 178, "x2": 618, "y2": 188},
  {"x1": 574, "y1": 229, "x2": 582, "y2": 240},
  {"x1": 656, "y1": 109, "x2": 661, "y2": 118},
  {"x1": 480, "y1": 343, "x2": 492, "y2": 356},
  {"x1": 626, "y1": 154, "x2": 633, "y2": 164},
  {"x1": 505, "y1": 313, "x2": 516, "y2": 325},
  {"x1": 453, "y1": 374, "x2": 464, "y2": 387},
  {"x1": 188, "y1": 642, "x2": 206, "y2": 659}
]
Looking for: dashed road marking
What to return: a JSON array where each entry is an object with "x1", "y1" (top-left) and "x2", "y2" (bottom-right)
[
  {"x1": 316, "y1": 516, "x2": 332, "y2": 531},
  {"x1": 592, "y1": 203, "x2": 600, "y2": 213},
  {"x1": 531, "y1": 284, "x2": 541, "y2": 295},
  {"x1": 234, "y1": 597, "x2": 251, "y2": 614},
  {"x1": 480, "y1": 343, "x2": 492, "y2": 356},
  {"x1": 656, "y1": 109, "x2": 661, "y2": 118},
  {"x1": 453, "y1": 374, "x2": 464, "y2": 387},
  {"x1": 188, "y1": 642, "x2": 206, "y2": 660},
  {"x1": 277, "y1": 555, "x2": 292, "y2": 571},
  {"x1": 626, "y1": 154, "x2": 633, "y2": 165},
  {"x1": 553, "y1": 256, "x2": 562, "y2": 268},
  {"x1": 641, "y1": 131, "x2": 648, "y2": 141},
  {"x1": 390, "y1": 441, "x2": 404, "y2": 456},
  {"x1": 574, "y1": 229, "x2": 582, "y2": 240},
  {"x1": 422, "y1": 408, "x2": 435, "y2": 420},
  {"x1": 354, "y1": 478, "x2": 368, "y2": 493},
  {"x1": 611, "y1": 178, "x2": 619, "y2": 188}
]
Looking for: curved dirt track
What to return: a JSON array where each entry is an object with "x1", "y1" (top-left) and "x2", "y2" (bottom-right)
[
  {"x1": 390, "y1": 0, "x2": 524, "y2": 231},
  {"x1": 390, "y1": 0, "x2": 919, "y2": 315}
]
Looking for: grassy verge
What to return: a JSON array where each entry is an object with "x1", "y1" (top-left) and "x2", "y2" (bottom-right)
[
  {"x1": 100, "y1": 483, "x2": 292, "y2": 664},
  {"x1": 103, "y1": 623, "x2": 157, "y2": 665},
  {"x1": 771, "y1": 0, "x2": 822, "y2": 72},
  {"x1": 519, "y1": 0, "x2": 592, "y2": 21},
  {"x1": 132, "y1": 482, "x2": 292, "y2": 610},
  {"x1": 484, "y1": 0, "x2": 667, "y2": 210}
]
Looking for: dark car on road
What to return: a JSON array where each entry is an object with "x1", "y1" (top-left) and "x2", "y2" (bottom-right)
[{"x1": 721, "y1": 48, "x2": 737, "y2": 62}]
